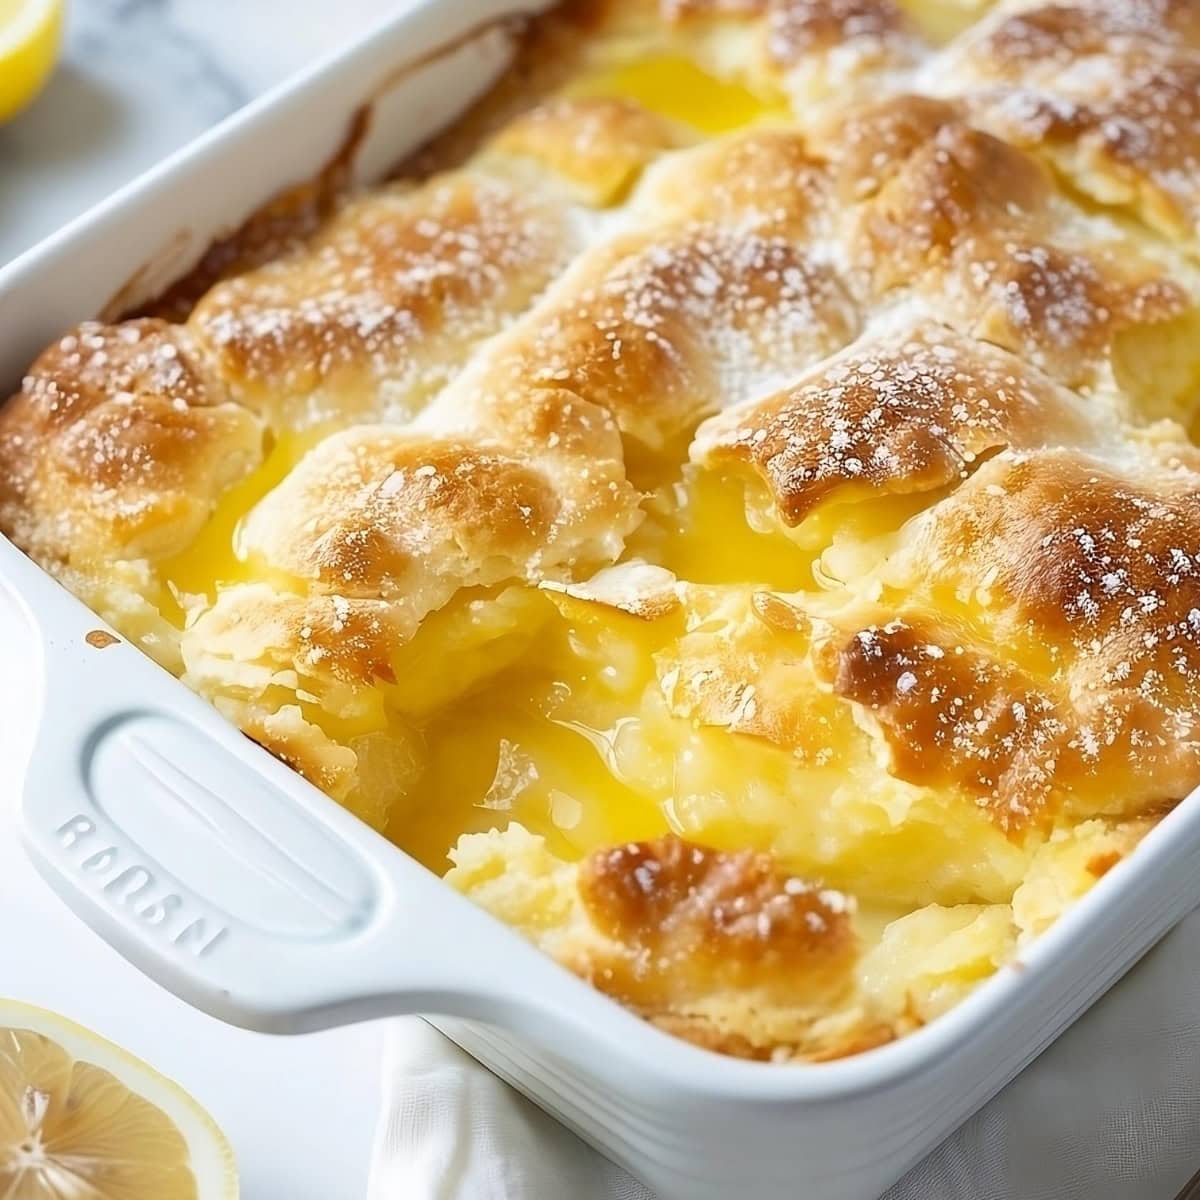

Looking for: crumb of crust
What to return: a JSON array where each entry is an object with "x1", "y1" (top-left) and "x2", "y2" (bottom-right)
[
  {"x1": 539, "y1": 560, "x2": 682, "y2": 619},
  {"x1": 751, "y1": 590, "x2": 810, "y2": 633},
  {"x1": 85, "y1": 630, "x2": 120, "y2": 649},
  {"x1": 655, "y1": 587, "x2": 846, "y2": 756},
  {"x1": 800, "y1": 1023, "x2": 898, "y2": 1061},
  {"x1": 647, "y1": 1014, "x2": 782, "y2": 1061},
  {"x1": 648, "y1": 1012, "x2": 895, "y2": 1061},
  {"x1": 1086, "y1": 850, "x2": 1122, "y2": 877}
]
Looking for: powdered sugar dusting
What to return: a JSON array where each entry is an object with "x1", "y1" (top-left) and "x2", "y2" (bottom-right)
[
  {"x1": 935, "y1": 0, "x2": 1200, "y2": 235},
  {"x1": 696, "y1": 322, "x2": 1098, "y2": 523}
]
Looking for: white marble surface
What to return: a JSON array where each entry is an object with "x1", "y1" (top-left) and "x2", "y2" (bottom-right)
[
  {"x1": 0, "y1": 0, "x2": 400, "y2": 265},
  {"x1": 0, "y1": 3, "x2": 403, "y2": 1198}
]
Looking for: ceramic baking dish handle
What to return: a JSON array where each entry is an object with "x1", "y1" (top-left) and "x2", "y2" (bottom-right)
[{"x1": 9, "y1": 542, "x2": 609, "y2": 1044}]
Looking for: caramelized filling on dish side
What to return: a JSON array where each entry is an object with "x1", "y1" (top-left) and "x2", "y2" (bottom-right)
[{"x1": 5, "y1": 0, "x2": 1200, "y2": 1061}]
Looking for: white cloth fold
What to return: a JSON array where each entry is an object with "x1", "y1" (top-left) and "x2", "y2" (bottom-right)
[{"x1": 372, "y1": 913, "x2": 1200, "y2": 1200}]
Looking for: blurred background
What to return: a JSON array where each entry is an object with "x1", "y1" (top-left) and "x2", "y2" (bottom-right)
[{"x1": 0, "y1": 0, "x2": 396, "y2": 263}]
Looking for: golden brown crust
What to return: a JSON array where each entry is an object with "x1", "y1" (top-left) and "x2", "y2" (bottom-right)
[
  {"x1": 941, "y1": 1, "x2": 1200, "y2": 239},
  {"x1": 824, "y1": 92, "x2": 964, "y2": 202},
  {"x1": 910, "y1": 447, "x2": 1200, "y2": 665},
  {"x1": 633, "y1": 126, "x2": 830, "y2": 235},
  {"x1": 0, "y1": 321, "x2": 263, "y2": 563},
  {"x1": 181, "y1": 582, "x2": 416, "y2": 688},
  {"x1": 820, "y1": 96, "x2": 1192, "y2": 382},
  {"x1": 693, "y1": 321, "x2": 1100, "y2": 526},
  {"x1": 241, "y1": 383, "x2": 642, "y2": 631},
  {"x1": 765, "y1": 0, "x2": 911, "y2": 63},
  {"x1": 457, "y1": 222, "x2": 859, "y2": 457},
  {"x1": 247, "y1": 432, "x2": 558, "y2": 597},
  {"x1": 987, "y1": 0, "x2": 1200, "y2": 52},
  {"x1": 448, "y1": 823, "x2": 886, "y2": 1059},
  {"x1": 656, "y1": 0, "x2": 921, "y2": 82},
  {"x1": 824, "y1": 615, "x2": 1072, "y2": 830},
  {"x1": 659, "y1": 0, "x2": 912, "y2": 52},
  {"x1": 189, "y1": 171, "x2": 579, "y2": 428},
  {"x1": 610, "y1": 0, "x2": 922, "y2": 102},
  {"x1": 578, "y1": 835, "x2": 858, "y2": 1006},
  {"x1": 871, "y1": 445, "x2": 1200, "y2": 820},
  {"x1": 483, "y1": 96, "x2": 691, "y2": 204},
  {"x1": 660, "y1": 0, "x2": 765, "y2": 18}
]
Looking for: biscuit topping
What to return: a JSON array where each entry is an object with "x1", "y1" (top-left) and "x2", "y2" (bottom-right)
[{"x1": 4, "y1": 0, "x2": 1198, "y2": 1064}]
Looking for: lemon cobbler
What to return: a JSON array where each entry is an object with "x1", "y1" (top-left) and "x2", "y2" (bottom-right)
[{"x1": 5, "y1": 0, "x2": 1200, "y2": 1062}]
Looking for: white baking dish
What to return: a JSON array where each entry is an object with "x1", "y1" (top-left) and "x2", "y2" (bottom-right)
[{"x1": 4, "y1": 3, "x2": 1200, "y2": 1198}]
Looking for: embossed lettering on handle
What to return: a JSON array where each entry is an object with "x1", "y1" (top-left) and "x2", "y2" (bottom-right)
[
  {"x1": 84, "y1": 713, "x2": 377, "y2": 941},
  {"x1": 54, "y1": 813, "x2": 227, "y2": 957}
]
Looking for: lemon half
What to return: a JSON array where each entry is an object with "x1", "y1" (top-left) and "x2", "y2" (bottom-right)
[
  {"x1": 0, "y1": 999, "x2": 238, "y2": 1199},
  {"x1": 0, "y1": 0, "x2": 63, "y2": 122}
]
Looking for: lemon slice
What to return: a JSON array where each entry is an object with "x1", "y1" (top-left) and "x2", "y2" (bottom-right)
[
  {"x1": 0, "y1": 999, "x2": 238, "y2": 1199},
  {"x1": 0, "y1": 0, "x2": 63, "y2": 122}
]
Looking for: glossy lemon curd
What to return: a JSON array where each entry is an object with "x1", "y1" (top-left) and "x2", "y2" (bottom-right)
[
  {"x1": 569, "y1": 52, "x2": 786, "y2": 133},
  {"x1": 157, "y1": 426, "x2": 331, "y2": 608},
  {"x1": 628, "y1": 470, "x2": 814, "y2": 589},
  {"x1": 380, "y1": 584, "x2": 680, "y2": 869}
]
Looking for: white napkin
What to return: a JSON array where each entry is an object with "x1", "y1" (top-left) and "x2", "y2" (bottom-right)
[{"x1": 371, "y1": 911, "x2": 1200, "y2": 1200}]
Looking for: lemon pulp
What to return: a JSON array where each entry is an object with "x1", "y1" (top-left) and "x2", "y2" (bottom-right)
[{"x1": 0, "y1": 1001, "x2": 236, "y2": 1200}]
